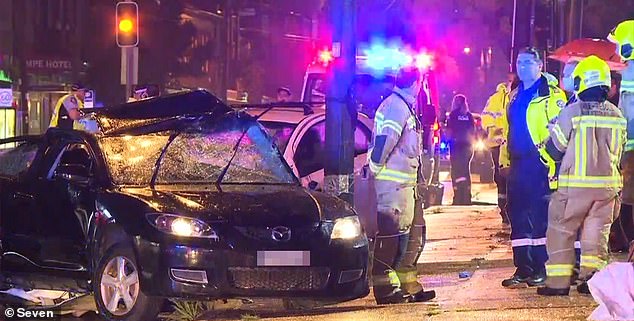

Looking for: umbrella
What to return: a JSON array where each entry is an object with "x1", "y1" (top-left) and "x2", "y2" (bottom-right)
[{"x1": 548, "y1": 38, "x2": 626, "y2": 71}]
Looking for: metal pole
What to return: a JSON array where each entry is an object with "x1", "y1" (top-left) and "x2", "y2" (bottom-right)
[
  {"x1": 324, "y1": 0, "x2": 356, "y2": 205},
  {"x1": 578, "y1": 0, "x2": 584, "y2": 38},
  {"x1": 529, "y1": 0, "x2": 536, "y2": 46},
  {"x1": 510, "y1": 0, "x2": 518, "y2": 72},
  {"x1": 559, "y1": 0, "x2": 565, "y2": 47}
]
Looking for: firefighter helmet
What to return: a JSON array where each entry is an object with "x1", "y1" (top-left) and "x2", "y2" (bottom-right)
[
  {"x1": 572, "y1": 55, "x2": 611, "y2": 95},
  {"x1": 608, "y1": 20, "x2": 634, "y2": 61}
]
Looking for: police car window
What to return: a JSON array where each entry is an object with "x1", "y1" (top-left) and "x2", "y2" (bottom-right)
[
  {"x1": 0, "y1": 141, "x2": 39, "y2": 178},
  {"x1": 294, "y1": 121, "x2": 326, "y2": 177},
  {"x1": 260, "y1": 122, "x2": 296, "y2": 153}
]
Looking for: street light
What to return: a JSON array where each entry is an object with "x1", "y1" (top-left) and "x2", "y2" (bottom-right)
[{"x1": 116, "y1": 2, "x2": 139, "y2": 47}]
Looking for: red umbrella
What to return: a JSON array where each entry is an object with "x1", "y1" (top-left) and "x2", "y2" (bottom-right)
[{"x1": 549, "y1": 38, "x2": 626, "y2": 71}]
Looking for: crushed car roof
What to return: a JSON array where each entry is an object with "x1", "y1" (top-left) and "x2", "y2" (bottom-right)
[{"x1": 82, "y1": 90, "x2": 233, "y2": 135}]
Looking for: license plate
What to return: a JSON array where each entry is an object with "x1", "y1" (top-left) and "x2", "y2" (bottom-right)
[{"x1": 256, "y1": 251, "x2": 310, "y2": 267}]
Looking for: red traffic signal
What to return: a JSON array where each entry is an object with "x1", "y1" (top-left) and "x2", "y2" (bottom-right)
[{"x1": 116, "y1": 2, "x2": 139, "y2": 47}]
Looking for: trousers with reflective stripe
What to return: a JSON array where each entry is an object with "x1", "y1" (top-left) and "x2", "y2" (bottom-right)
[
  {"x1": 372, "y1": 183, "x2": 426, "y2": 299},
  {"x1": 508, "y1": 154, "x2": 551, "y2": 277},
  {"x1": 545, "y1": 188, "x2": 619, "y2": 289}
]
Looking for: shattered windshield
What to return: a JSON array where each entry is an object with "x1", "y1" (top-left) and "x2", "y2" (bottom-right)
[{"x1": 98, "y1": 117, "x2": 297, "y2": 186}]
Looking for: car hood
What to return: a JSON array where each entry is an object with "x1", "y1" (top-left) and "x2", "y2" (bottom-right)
[{"x1": 120, "y1": 185, "x2": 354, "y2": 227}]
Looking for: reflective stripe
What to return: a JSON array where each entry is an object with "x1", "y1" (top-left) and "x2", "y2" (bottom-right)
[
  {"x1": 387, "y1": 270, "x2": 401, "y2": 287},
  {"x1": 575, "y1": 124, "x2": 582, "y2": 176},
  {"x1": 580, "y1": 126, "x2": 587, "y2": 177},
  {"x1": 455, "y1": 177, "x2": 467, "y2": 183},
  {"x1": 498, "y1": 194, "x2": 507, "y2": 199},
  {"x1": 621, "y1": 80, "x2": 634, "y2": 93},
  {"x1": 574, "y1": 241, "x2": 581, "y2": 249},
  {"x1": 511, "y1": 238, "x2": 547, "y2": 247},
  {"x1": 626, "y1": 139, "x2": 634, "y2": 152},
  {"x1": 558, "y1": 175, "x2": 622, "y2": 188},
  {"x1": 572, "y1": 116, "x2": 628, "y2": 129},
  {"x1": 369, "y1": 161, "x2": 383, "y2": 174},
  {"x1": 546, "y1": 264, "x2": 575, "y2": 277},
  {"x1": 552, "y1": 123, "x2": 568, "y2": 148},
  {"x1": 382, "y1": 119, "x2": 404, "y2": 134},
  {"x1": 580, "y1": 255, "x2": 606, "y2": 270},
  {"x1": 376, "y1": 168, "x2": 417, "y2": 184},
  {"x1": 396, "y1": 270, "x2": 418, "y2": 284}
]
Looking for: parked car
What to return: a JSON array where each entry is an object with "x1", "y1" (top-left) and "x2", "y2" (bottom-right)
[
  {"x1": 237, "y1": 104, "x2": 374, "y2": 192},
  {"x1": 0, "y1": 91, "x2": 369, "y2": 321}
]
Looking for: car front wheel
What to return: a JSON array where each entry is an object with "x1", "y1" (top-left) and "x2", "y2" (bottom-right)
[{"x1": 93, "y1": 245, "x2": 162, "y2": 321}]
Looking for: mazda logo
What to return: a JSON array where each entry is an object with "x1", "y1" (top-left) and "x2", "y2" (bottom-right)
[{"x1": 271, "y1": 226, "x2": 291, "y2": 242}]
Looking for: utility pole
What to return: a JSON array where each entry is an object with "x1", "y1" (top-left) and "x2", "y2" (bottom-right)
[{"x1": 324, "y1": 0, "x2": 356, "y2": 205}]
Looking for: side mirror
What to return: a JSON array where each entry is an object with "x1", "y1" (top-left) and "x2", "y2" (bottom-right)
[{"x1": 54, "y1": 164, "x2": 90, "y2": 184}]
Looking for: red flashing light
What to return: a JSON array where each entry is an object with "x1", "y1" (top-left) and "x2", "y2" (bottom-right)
[
  {"x1": 433, "y1": 121, "x2": 439, "y2": 131},
  {"x1": 318, "y1": 50, "x2": 334, "y2": 66}
]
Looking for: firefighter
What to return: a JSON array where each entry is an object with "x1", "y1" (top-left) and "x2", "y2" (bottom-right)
[
  {"x1": 368, "y1": 66, "x2": 435, "y2": 304},
  {"x1": 446, "y1": 94, "x2": 475, "y2": 205},
  {"x1": 500, "y1": 47, "x2": 567, "y2": 288},
  {"x1": 538, "y1": 55, "x2": 627, "y2": 296},
  {"x1": 49, "y1": 83, "x2": 87, "y2": 130},
  {"x1": 481, "y1": 73, "x2": 518, "y2": 224}
]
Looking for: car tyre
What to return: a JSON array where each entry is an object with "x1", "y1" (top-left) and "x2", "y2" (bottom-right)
[{"x1": 93, "y1": 244, "x2": 162, "y2": 321}]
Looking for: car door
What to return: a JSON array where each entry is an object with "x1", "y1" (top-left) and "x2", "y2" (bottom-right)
[
  {"x1": 291, "y1": 116, "x2": 372, "y2": 191},
  {"x1": 0, "y1": 138, "x2": 44, "y2": 274},
  {"x1": 32, "y1": 141, "x2": 96, "y2": 276}
]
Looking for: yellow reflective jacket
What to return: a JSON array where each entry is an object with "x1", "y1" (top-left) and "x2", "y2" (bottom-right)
[
  {"x1": 547, "y1": 100, "x2": 626, "y2": 190},
  {"x1": 500, "y1": 75, "x2": 567, "y2": 189},
  {"x1": 481, "y1": 83, "x2": 510, "y2": 148},
  {"x1": 49, "y1": 94, "x2": 85, "y2": 130}
]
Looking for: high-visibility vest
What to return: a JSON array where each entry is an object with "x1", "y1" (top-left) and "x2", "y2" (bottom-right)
[{"x1": 49, "y1": 94, "x2": 84, "y2": 130}]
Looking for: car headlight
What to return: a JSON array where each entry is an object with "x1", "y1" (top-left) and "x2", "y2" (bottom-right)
[
  {"x1": 330, "y1": 216, "x2": 362, "y2": 240},
  {"x1": 474, "y1": 140, "x2": 486, "y2": 151},
  {"x1": 146, "y1": 213, "x2": 218, "y2": 239}
]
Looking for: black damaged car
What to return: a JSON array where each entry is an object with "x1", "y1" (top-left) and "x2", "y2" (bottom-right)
[{"x1": 0, "y1": 90, "x2": 369, "y2": 321}]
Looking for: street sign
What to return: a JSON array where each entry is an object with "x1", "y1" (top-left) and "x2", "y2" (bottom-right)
[
  {"x1": 0, "y1": 88, "x2": 13, "y2": 107},
  {"x1": 84, "y1": 90, "x2": 95, "y2": 108}
]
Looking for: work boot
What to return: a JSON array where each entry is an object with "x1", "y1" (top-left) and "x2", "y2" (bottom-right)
[
  {"x1": 375, "y1": 288, "x2": 410, "y2": 305},
  {"x1": 501, "y1": 274, "x2": 529, "y2": 288},
  {"x1": 537, "y1": 286, "x2": 570, "y2": 296},
  {"x1": 408, "y1": 289, "x2": 436, "y2": 303},
  {"x1": 577, "y1": 281, "x2": 591, "y2": 295},
  {"x1": 526, "y1": 274, "x2": 546, "y2": 287}
]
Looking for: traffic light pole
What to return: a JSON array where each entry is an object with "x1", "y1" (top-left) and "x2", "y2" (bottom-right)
[
  {"x1": 324, "y1": 0, "x2": 356, "y2": 205},
  {"x1": 121, "y1": 46, "x2": 138, "y2": 102}
]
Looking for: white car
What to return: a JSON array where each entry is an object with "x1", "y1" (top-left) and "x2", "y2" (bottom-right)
[{"x1": 241, "y1": 105, "x2": 374, "y2": 191}]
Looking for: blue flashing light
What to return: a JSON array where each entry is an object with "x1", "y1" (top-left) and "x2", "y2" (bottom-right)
[{"x1": 440, "y1": 142, "x2": 448, "y2": 150}]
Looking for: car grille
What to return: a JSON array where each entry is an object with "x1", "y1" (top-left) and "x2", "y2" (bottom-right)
[
  {"x1": 228, "y1": 267, "x2": 330, "y2": 291},
  {"x1": 234, "y1": 225, "x2": 319, "y2": 242}
]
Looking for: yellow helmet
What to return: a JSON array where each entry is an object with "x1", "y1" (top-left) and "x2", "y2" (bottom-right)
[
  {"x1": 608, "y1": 20, "x2": 634, "y2": 61},
  {"x1": 572, "y1": 55, "x2": 611, "y2": 95}
]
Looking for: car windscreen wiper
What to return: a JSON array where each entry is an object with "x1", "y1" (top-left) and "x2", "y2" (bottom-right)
[
  {"x1": 215, "y1": 107, "x2": 281, "y2": 189},
  {"x1": 150, "y1": 131, "x2": 182, "y2": 189}
]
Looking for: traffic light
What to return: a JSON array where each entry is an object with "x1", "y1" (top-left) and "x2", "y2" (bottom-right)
[{"x1": 116, "y1": 2, "x2": 139, "y2": 47}]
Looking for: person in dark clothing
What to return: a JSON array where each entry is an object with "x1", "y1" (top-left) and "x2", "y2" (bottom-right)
[{"x1": 446, "y1": 94, "x2": 475, "y2": 205}]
